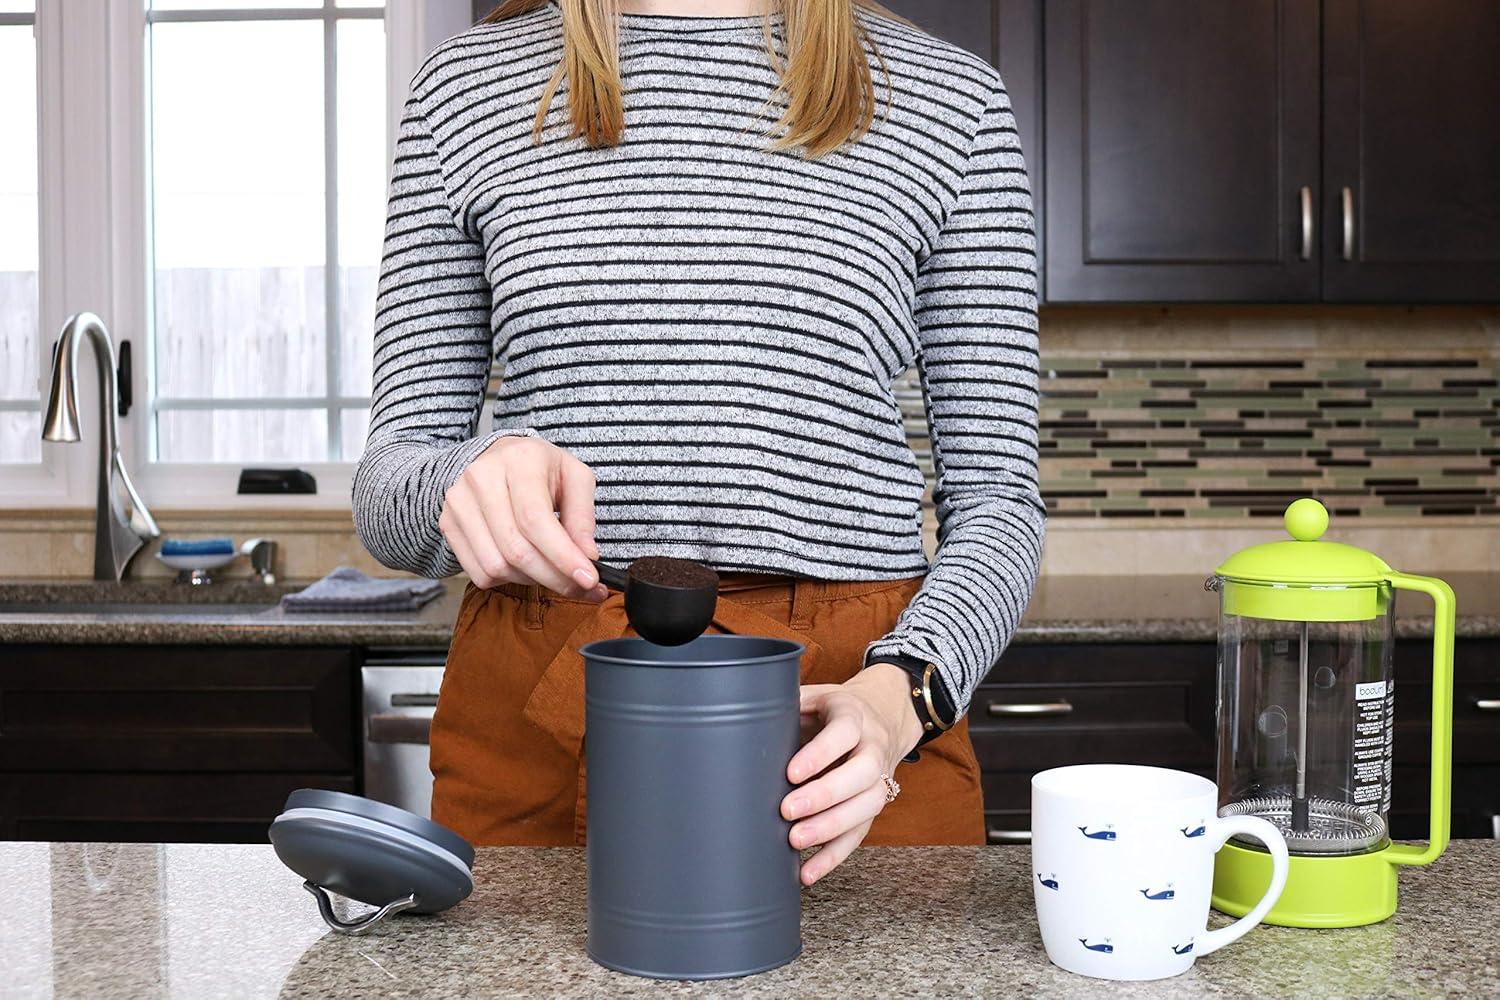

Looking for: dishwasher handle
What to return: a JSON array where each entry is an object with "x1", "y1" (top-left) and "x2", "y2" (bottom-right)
[{"x1": 367, "y1": 714, "x2": 434, "y2": 746}]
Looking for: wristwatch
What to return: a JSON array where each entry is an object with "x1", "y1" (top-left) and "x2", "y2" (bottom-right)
[{"x1": 863, "y1": 651, "x2": 957, "y2": 763}]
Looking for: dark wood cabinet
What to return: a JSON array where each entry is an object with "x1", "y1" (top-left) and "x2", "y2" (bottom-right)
[
  {"x1": 978, "y1": 638, "x2": 1500, "y2": 843},
  {"x1": 1321, "y1": 0, "x2": 1500, "y2": 301},
  {"x1": 1040, "y1": 0, "x2": 1500, "y2": 303},
  {"x1": 0, "y1": 646, "x2": 358, "y2": 843},
  {"x1": 1043, "y1": 0, "x2": 1322, "y2": 302}
]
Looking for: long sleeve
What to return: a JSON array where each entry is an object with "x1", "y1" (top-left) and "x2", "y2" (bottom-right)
[
  {"x1": 351, "y1": 90, "x2": 529, "y2": 578},
  {"x1": 864, "y1": 80, "x2": 1047, "y2": 716}
]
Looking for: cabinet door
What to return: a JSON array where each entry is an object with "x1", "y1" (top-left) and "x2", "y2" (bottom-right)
[
  {"x1": 0, "y1": 645, "x2": 355, "y2": 772},
  {"x1": 1044, "y1": 0, "x2": 1321, "y2": 302},
  {"x1": 1322, "y1": 0, "x2": 1500, "y2": 301}
]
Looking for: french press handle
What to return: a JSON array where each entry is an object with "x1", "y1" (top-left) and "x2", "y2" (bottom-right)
[{"x1": 1382, "y1": 572, "x2": 1456, "y2": 867}]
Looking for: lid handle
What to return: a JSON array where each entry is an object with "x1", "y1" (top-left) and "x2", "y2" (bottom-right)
[
  {"x1": 1284, "y1": 497, "x2": 1328, "y2": 541},
  {"x1": 303, "y1": 880, "x2": 418, "y2": 935}
]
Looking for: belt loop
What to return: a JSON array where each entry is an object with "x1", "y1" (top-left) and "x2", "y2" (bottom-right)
[
  {"x1": 789, "y1": 577, "x2": 815, "y2": 631},
  {"x1": 525, "y1": 583, "x2": 545, "y2": 630}
]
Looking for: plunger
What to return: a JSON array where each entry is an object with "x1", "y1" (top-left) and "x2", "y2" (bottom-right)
[{"x1": 1292, "y1": 620, "x2": 1311, "y2": 833}]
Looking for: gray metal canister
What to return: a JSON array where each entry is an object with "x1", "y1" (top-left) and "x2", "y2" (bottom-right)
[{"x1": 580, "y1": 634, "x2": 804, "y2": 980}]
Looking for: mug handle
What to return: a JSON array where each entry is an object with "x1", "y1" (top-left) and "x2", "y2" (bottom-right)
[{"x1": 1195, "y1": 816, "x2": 1289, "y2": 957}]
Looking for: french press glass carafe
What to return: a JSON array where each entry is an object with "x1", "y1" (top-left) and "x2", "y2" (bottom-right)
[{"x1": 1207, "y1": 499, "x2": 1455, "y2": 927}]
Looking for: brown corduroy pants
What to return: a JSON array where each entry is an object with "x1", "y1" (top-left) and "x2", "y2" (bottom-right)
[{"x1": 430, "y1": 573, "x2": 986, "y2": 847}]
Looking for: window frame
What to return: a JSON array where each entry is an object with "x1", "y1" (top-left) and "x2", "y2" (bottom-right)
[{"x1": 1, "y1": 0, "x2": 464, "y2": 511}]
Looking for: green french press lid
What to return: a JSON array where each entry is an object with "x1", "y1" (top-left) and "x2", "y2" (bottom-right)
[{"x1": 1214, "y1": 498, "x2": 1391, "y2": 622}]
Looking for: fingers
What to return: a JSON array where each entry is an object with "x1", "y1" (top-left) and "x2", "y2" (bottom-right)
[
  {"x1": 472, "y1": 472, "x2": 576, "y2": 597},
  {"x1": 503, "y1": 459, "x2": 598, "y2": 596},
  {"x1": 441, "y1": 485, "x2": 514, "y2": 589},
  {"x1": 789, "y1": 780, "x2": 885, "y2": 851},
  {"x1": 800, "y1": 819, "x2": 874, "y2": 886},
  {"x1": 556, "y1": 457, "x2": 599, "y2": 561},
  {"x1": 783, "y1": 745, "x2": 882, "y2": 821},
  {"x1": 787, "y1": 696, "x2": 862, "y2": 785}
]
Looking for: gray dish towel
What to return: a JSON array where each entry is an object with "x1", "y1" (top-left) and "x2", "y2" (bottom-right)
[{"x1": 280, "y1": 566, "x2": 445, "y2": 613}]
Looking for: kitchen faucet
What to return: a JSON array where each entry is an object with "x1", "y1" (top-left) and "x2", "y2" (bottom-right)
[{"x1": 42, "y1": 311, "x2": 161, "y2": 581}]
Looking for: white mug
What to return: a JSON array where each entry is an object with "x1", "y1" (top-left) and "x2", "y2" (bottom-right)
[{"x1": 1031, "y1": 764, "x2": 1289, "y2": 982}]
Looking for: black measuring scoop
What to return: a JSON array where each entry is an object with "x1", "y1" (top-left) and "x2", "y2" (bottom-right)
[{"x1": 592, "y1": 556, "x2": 719, "y2": 647}]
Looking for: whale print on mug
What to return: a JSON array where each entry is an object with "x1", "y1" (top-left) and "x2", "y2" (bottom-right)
[{"x1": 1032, "y1": 765, "x2": 1289, "y2": 982}]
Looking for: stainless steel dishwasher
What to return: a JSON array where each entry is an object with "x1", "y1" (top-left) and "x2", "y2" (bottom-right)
[{"x1": 361, "y1": 650, "x2": 446, "y2": 818}]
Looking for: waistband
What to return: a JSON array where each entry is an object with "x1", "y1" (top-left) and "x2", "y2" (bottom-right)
[{"x1": 495, "y1": 572, "x2": 920, "y2": 609}]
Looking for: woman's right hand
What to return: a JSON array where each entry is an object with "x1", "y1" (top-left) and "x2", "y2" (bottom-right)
[{"x1": 439, "y1": 435, "x2": 607, "y2": 601}]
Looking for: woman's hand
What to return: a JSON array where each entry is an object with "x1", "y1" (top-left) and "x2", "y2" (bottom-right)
[
  {"x1": 781, "y1": 663, "x2": 925, "y2": 885},
  {"x1": 438, "y1": 435, "x2": 606, "y2": 600}
]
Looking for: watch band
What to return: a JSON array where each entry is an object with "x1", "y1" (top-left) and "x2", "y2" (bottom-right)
[{"x1": 863, "y1": 651, "x2": 957, "y2": 761}]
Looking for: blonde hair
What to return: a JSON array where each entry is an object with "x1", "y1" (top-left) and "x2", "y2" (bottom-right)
[{"x1": 479, "y1": 0, "x2": 903, "y2": 158}]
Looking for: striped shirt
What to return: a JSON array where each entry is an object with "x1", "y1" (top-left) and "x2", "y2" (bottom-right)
[{"x1": 352, "y1": 2, "x2": 1046, "y2": 714}]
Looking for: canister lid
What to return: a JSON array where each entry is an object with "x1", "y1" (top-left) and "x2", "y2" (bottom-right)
[
  {"x1": 269, "y1": 789, "x2": 474, "y2": 932},
  {"x1": 1215, "y1": 498, "x2": 1392, "y2": 585}
]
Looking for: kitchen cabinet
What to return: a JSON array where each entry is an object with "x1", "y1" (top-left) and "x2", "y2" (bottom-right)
[
  {"x1": 976, "y1": 638, "x2": 1500, "y2": 843},
  {"x1": 1321, "y1": 0, "x2": 1500, "y2": 301},
  {"x1": 0, "y1": 645, "x2": 358, "y2": 843},
  {"x1": 1043, "y1": 0, "x2": 1320, "y2": 302},
  {"x1": 1041, "y1": 0, "x2": 1500, "y2": 303}
]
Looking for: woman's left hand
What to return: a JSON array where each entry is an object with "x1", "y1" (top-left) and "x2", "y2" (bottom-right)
[{"x1": 781, "y1": 663, "x2": 925, "y2": 885}]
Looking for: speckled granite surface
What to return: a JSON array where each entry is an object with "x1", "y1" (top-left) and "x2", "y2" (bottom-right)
[
  {"x1": 1, "y1": 573, "x2": 1496, "y2": 646},
  {"x1": 3, "y1": 842, "x2": 1496, "y2": 998},
  {"x1": 0, "y1": 579, "x2": 466, "y2": 647}
]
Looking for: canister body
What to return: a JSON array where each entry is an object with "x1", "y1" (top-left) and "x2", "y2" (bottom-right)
[{"x1": 581, "y1": 635, "x2": 803, "y2": 980}]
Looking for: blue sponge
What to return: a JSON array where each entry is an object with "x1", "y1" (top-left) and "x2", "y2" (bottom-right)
[{"x1": 160, "y1": 537, "x2": 235, "y2": 557}]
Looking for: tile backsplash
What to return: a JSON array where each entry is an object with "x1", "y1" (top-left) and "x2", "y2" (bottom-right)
[
  {"x1": 1035, "y1": 354, "x2": 1498, "y2": 519},
  {"x1": 897, "y1": 306, "x2": 1500, "y2": 523}
]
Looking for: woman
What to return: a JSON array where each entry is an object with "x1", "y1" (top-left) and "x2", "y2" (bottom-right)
[{"x1": 354, "y1": 0, "x2": 1044, "y2": 885}]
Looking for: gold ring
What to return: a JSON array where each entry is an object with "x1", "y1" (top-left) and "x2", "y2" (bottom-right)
[{"x1": 880, "y1": 774, "x2": 901, "y2": 803}]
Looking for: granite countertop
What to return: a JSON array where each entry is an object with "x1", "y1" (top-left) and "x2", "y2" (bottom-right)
[
  {"x1": 1, "y1": 573, "x2": 1496, "y2": 647},
  {"x1": 4, "y1": 842, "x2": 1496, "y2": 998}
]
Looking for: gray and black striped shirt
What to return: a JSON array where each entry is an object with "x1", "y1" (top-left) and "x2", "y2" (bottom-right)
[{"x1": 352, "y1": 2, "x2": 1045, "y2": 713}]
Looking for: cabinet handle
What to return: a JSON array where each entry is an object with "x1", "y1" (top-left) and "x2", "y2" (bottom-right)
[
  {"x1": 1476, "y1": 699, "x2": 1500, "y2": 712},
  {"x1": 1341, "y1": 186, "x2": 1356, "y2": 260},
  {"x1": 1299, "y1": 185, "x2": 1314, "y2": 260},
  {"x1": 987, "y1": 700, "x2": 1073, "y2": 718},
  {"x1": 987, "y1": 828, "x2": 1032, "y2": 844}
]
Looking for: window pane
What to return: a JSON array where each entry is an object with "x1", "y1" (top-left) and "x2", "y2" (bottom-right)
[
  {"x1": 336, "y1": 17, "x2": 386, "y2": 401},
  {"x1": 339, "y1": 407, "x2": 369, "y2": 461},
  {"x1": 0, "y1": 411, "x2": 41, "y2": 464},
  {"x1": 149, "y1": 19, "x2": 327, "y2": 413},
  {"x1": 0, "y1": 22, "x2": 39, "y2": 418},
  {"x1": 157, "y1": 408, "x2": 329, "y2": 463},
  {"x1": 148, "y1": 1, "x2": 322, "y2": 11},
  {"x1": 0, "y1": 2, "x2": 35, "y2": 13}
]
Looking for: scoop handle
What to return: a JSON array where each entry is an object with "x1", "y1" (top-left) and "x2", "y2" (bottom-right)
[{"x1": 593, "y1": 560, "x2": 630, "y2": 592}]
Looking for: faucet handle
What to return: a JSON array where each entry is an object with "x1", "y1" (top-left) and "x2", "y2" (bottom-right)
[{"x1": 241, "y1": 537, "x2": 278, "y2": 585}]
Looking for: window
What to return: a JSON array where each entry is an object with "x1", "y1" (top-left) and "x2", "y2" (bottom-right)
[
  {"x1": 144, "y1": 0, "x2": 387, "y2": 464},
  {"x1": 0, "y1": 1, "x2": 39, "y2": 465}
]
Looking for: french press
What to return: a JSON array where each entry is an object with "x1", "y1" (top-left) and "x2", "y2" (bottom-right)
[{"x1": 1206, "y1": 498, "x2": 1455, "y2": 927}]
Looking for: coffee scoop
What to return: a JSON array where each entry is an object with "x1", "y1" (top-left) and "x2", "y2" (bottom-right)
[{"x1": 592, "y1": 556, "x2": 719, "y2": 647}]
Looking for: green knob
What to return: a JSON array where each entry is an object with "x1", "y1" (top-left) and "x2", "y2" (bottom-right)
[{"x1": 1285, "y1": 498, "x2": 1329, "y2": 541}]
